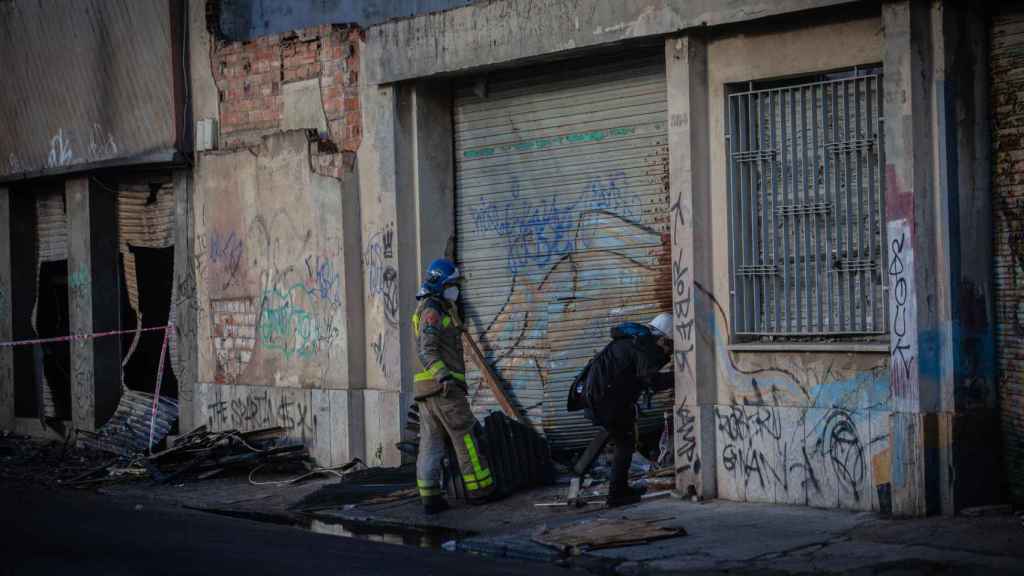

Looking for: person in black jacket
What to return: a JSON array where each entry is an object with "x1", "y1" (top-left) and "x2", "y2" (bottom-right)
[{"x1": 567, "y1": 313, "x2": 674, "y2": 507}]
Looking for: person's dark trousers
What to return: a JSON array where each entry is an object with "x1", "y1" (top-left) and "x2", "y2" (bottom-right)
[
  {"x1": 607, "y1": 418, "x2": 635, "y2": 498},
  {"x1": 590, "y1": 399, "x2": 636, "y2": 499}
]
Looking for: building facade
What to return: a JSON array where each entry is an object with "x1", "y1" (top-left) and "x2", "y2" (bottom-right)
[{"x1": 2, "y1": 0, "x2": 1021, "y2": 515}]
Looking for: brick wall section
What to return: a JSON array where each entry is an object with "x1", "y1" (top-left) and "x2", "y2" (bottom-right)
[{"x1": 210, "y1": 25, "x2": 362, "y2": 178}]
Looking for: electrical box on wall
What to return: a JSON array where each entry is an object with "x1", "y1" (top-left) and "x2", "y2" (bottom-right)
[{"x1": 195, "y1": 118, "x2": 218, "y2": 152}]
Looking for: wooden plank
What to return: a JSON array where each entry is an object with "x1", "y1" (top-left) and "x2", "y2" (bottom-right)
[
  {"x1": 533, "y1": 518, "x2": 686, "y2": 554},
  {"x1": 447, "y1": 304, "x2": 525, "y2": 423}
]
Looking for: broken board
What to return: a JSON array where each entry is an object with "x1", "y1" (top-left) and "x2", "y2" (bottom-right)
[{"x1": 532, "y1": 518, "x2": 686, "y2": 555}]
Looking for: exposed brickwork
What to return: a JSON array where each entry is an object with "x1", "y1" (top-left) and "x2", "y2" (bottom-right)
[
  {"x1": 211, "y1": 24, "x2": 362, "y2": 178},
  {"x1": 212, "y1": 298, "x2": 257, "y2": 384}
]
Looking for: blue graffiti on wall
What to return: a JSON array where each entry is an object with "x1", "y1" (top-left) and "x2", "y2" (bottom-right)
[
  {"x1": 471, "y1": 171, "x2": 634, "y2": 274},
  {"x1": 305, "y1": 255, "x2": 341, "y2": 305},
  {"x1": 210, "y1": 230, "x2": 245, "y2": 274}
]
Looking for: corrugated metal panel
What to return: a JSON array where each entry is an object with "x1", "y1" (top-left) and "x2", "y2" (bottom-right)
[
  {"x1": 36, "y1": 192, "x2": 68, "y2": 263},
  {"x1": 118, "y1": 185, "x2": 177, "y2": 313},
  {"x1": 0, "y1": 0, "x2": 178, "y2": 180},
  {"x1": 33, "y1": 190, "x2": 66, "y2": 418},
  {"x1": 993, "y1": 8, "x2": 1024, "y2": 504},
  {"x1": 453, "y1": 54, "x2": 672, "y2": 450},
  {"x1": 117, "y1": 184, "x2": 177, "y2": 377}
]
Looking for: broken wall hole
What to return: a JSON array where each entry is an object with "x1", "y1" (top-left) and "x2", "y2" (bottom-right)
[
  {"x1": 122, "y1": 245, "x2": 177, "y2": 399},
  {"x1": 34, "y1": 260, "x2": 71, "y2": 420}
]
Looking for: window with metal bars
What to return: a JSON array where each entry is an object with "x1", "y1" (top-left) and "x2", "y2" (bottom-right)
[{"x1": 726, "y1": 67, "x2": 886, "y2": 338}]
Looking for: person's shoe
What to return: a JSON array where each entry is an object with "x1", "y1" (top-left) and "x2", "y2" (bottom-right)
[
  {"x1": 423, "y1": 495, "x2": 450, "y2": 515},
  {"x1": 606, "y1": 484, "x2": 646, "y2": 508}
]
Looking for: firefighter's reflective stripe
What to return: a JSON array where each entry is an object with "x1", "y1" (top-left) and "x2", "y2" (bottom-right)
[
  {"x1": 413, "y1": 368, "x2": 466, "y2": 382},
  {"x1": 462, "y1": 434, "x2": 493, "y2": 491},
  {"x1": 417, "y1": 479, "x2": 442, "y2": 497}
]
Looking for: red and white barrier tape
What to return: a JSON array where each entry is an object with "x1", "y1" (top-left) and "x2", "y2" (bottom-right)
[
  {"x1": 0, "y1": 325, "x2": 171, "y2": 348},
  {"x1": 0, "y1": 323, "x2": 178, "y2": 454},
  {"x1": 149, "y1": 324, "x2": 172, "y2": 454}
]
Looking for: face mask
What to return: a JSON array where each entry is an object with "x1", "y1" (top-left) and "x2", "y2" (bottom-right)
[{"x1": 443, "y1": 285, "x2": 460, "y2": 302}]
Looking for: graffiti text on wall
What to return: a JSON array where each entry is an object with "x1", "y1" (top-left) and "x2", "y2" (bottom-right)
[
  {"x1": 259, "y1": 283, "x2": 341, "y2": 360},
  {"x1": 470, "y1": 171, "x2": 636, "y2": 275},
  {"x1": 305, "y1": 255, "x2": 342, "y2": 305},
  {"x1": 205, "y1": 388, "x2": 311, "y2": 439},
  {"x1": 715, "y1": 403, "x2": 871, "y2": 505},
  {"x1": 44, "y1": 125, "x2": 119, "y2": 170},
  {"x1": 364, "y1": 223, "x2": 399, "y2": 326},
  {"x1": 463, "y1": 126, "x2": 636, "y2": 159},
  {"x1": 887, "y1": 219, "x2": 917, "y2": 407}
]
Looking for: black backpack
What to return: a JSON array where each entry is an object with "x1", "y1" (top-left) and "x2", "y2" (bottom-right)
[{"x1": 566, "y1": 322, "x2": 653, "y2": 412}]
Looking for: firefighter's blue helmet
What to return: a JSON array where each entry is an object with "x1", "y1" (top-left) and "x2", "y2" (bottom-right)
[{"x1": 417, "y1": 258, "x2": 460, "y2": 299}]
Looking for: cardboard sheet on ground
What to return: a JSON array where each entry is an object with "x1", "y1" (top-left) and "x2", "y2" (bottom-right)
[{"x1": 532, "y1": 518, "x2": 686, "y2": 554}]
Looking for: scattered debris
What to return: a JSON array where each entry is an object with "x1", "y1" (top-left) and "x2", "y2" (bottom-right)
[
  {"x1": 534, "y1": 488, "x2": 673, "y2": 508},
  {"x1": 403, "y1": 406, "x2": 556, "y2": 502},
  {"x1": 444, "y1": 412, "x2": 555, "y2": 501},
  {"x1": 533, "y1": 518, "x2": 686, "y2": 555},
  {"x1": 144, "y1": 425, "x2": 311, "y2": 484},
  {"x1": 0, "y1": 432, "x2": 130, "y2": 487},
  {"x1": 291, "y1": 464, "x2": 418, "y2": 512},
  {"x1": 79, "y1": 389, "x2": 178, "y2": 457}
]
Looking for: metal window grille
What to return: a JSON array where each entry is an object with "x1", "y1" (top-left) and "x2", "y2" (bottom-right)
[{"x1": 727, "y1": 71, "x2": 886, "y2": 337}]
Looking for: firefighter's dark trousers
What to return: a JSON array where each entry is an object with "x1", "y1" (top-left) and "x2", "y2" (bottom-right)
[{"x1": 416, "y1": 389, "x2": 495, "y2": 503}]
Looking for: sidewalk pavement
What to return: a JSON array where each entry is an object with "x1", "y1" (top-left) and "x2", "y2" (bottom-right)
[
  {"x1": 100, "y1": 472, "x2": 1024, "y2": 574},
  {"x1": 5, "y1": 434, "x2": 1022, "y2": 574}
]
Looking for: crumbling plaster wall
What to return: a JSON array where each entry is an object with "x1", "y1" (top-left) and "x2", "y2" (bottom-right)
[
  {"x1": 188, "y1": 7, "x2": 368, "y2": 465},
  {"x1": 192, "y1": 131, "x2": 364, "y2": 465}
]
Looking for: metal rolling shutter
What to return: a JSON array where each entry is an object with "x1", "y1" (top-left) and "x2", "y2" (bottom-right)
[
  {"x1": 118, "y1": 184, "x2": 177, "y2": 375},
  {"x1": 118, "y1": 184, "x2": 176, "y2": 313},
  {"x1": 453, "y1": 53, "x2": 672, "y2": 450},
  {"x1": 36, "y1": 191, "x2": 67, "y2": 263},
  {"x1": 993, "y1": 8, "x2": 1024, "y2": 504},
  {"x1": 33, "y1": 190, "x2": 67, "y2": 418}
]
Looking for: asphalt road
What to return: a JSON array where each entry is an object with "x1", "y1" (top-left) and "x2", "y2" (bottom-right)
[{"x1": 3, "y1": 482, "x2": 574, "y2": 576}]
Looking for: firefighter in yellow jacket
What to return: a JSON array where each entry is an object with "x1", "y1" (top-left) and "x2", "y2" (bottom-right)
[{"x1": 412, "y1": 258, "x2": 494, "y2": 514}]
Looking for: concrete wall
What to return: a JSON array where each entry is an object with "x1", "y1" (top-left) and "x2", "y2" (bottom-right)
[
  {"x1": 364, "y1": 0, "x2": 865, "y2": 84},
  {"x1": 687, "y1": 16, "x2": 892, "y2": 512}
]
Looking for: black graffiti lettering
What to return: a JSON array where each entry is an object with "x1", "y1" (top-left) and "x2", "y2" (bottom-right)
[
  {"x1": 371, "y1": 332, "x2": 388, "y2": 376},
  {"x1": 675, "y1": 404, "x2": 697, "y2": 465},
  {"x1": 670, "y1": 197, "x2": 686, "y2": 231},
  {"x1": 888, "y1": 231, "x2": 915, "y2": 392},
  {"x1": 207, "y1": 400, "x2": 228, "y2": 428}
]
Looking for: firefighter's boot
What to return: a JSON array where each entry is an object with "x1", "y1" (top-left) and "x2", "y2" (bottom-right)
[{"x1": 423, "y1": 495, "x2": 450, "y2": 515}]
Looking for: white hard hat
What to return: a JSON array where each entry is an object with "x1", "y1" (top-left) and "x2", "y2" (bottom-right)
[{"x1": 648, "y1": 312, "x2": 673, "y2": 338}]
